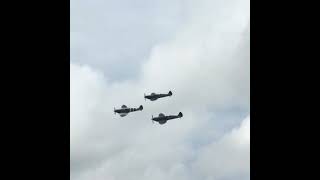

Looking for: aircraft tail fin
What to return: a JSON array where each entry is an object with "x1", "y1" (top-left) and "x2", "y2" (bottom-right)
[
  {"x1": 178, "y1": 112, "x2": 183, "y2": 118},
  {"x1": 168, "y1": 91, "x2": 172, "y2": 96},
  {"x1": 138, "y1": 105, "x2": 143, "y2": 111}
]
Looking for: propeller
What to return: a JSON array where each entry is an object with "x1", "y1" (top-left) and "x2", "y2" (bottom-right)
[
  {"x1": 114, "y1": 107, "x2": 116, "y2": 115},
  {"x1": 152, "y1": 115, "x2": 154, "y2": 124},
  {"x1": 144, "y1": 93, "x2": 146, "y2": 101}
]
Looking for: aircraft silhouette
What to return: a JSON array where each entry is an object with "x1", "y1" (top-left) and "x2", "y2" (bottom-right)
[
  {"x1": 114, "y1": 105, "x2": 143, "y2": 117},
  {"x1": 144, "y1": 91, "x2": 172, "y2": 101},
  {"x1": 151, "y1": 112, "x2": 183, "y2": 124}
]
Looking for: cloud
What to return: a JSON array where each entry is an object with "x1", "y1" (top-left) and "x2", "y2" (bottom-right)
[
  {"x1": 70, "y1": 0, "x2": 250, "y2": 179},
  {"x1": 193, "y1": 116, "x2": 250, "y2": 180},
  {"x1": 70, "y1": 0, "x2": 188, "y2": 81}
]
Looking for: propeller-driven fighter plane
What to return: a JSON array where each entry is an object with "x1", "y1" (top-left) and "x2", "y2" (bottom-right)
[
  {"x1": 144, "y1": 91, "x2": 172, "y2": 101},
  {"x1": 151, "y1": 112, "x2": 183, "y2": 124},
  {"x1": 114, "y1": 105, "x2": 143, "y2": 117}
]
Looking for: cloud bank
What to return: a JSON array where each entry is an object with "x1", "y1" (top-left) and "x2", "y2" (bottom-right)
[{"x1": 71, "y1": 0, "x2": 250, "y2": 179}]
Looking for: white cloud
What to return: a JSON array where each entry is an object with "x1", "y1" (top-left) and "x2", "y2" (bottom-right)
[
  {"x1": 193, "y1": 116, "x2": 250, "y2": 180},
  {"x1": 70, "y1": 0, "x2": 188, "y2": 81},
  {"x1": 70, "y1": 0, "x2": 250, "y2": 179}
]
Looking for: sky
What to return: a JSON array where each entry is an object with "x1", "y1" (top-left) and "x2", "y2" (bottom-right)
[{"x1": 70, "y1": 0, "x2": 250, "y2": 180}]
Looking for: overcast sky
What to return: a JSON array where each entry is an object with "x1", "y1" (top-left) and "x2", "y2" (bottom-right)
[{"x1": 70, "y1": 0, "x2": 250, "y2": 180}]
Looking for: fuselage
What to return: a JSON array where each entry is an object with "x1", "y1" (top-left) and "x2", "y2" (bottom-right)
[
  {"x1": 145, "y1": 93, "x2": 171, "y2": 101},
  {"x1": 114, "y1": 108, "x2": 138, "y2": 114},
  {"x1": 152, "y1": 115, "x2": 179, "y2": 122}
]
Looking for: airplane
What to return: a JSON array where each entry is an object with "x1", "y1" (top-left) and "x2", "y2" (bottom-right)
[
  {"x1": 114, "y1": 105, "x2": 143, "y2": 117},
  {"x1": 144, "y1": 91, "x2": 173, "y2": 101},
  {"x1": 151, "y1": 112, "x2": 183, "y2": 125}
]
